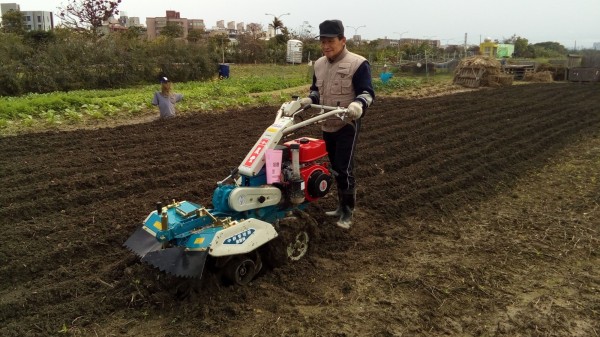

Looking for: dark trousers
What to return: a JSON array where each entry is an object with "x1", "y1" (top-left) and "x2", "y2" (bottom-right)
[{"x1": 322, "y1": 120, "x2": 361, "y2": 193}]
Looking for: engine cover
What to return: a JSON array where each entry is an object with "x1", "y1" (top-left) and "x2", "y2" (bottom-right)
[
  {"x1": 284, "y1": 137, "x2": 328, "y2": 163},
  {"x1": 283, "y1": 137, "x2": 332, "y2": 202}
]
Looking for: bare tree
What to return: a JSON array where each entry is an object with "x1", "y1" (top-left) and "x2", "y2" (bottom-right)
[
  {"x1": 246, "y1": 23, "x2": 265, "y2": 40},
  {"x1": 58, "y1": 0, "x2": 121, "y2": 33}
]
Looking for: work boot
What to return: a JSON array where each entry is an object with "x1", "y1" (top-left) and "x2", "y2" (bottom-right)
[
  {"x1": 325, "y1": 205, "x2": 342, "y2": 217},
  {"x1": 325, "y1": 188, "x2": 342, "y2": 217},
  {"x1": 336, "y1": 205, "x2": 353, "y2": 229},
  {"x1": 336, "y1": 189, "x2": 356, "y2": 229},
  {"x1": 325, "y1": 206, "x2": 342, "y2": 217}
]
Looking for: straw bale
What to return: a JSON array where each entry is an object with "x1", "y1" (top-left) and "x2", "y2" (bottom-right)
[
  {"x1": 537, "y1": 63, "x2": 566, "y2": 80},
  {"x1": 488, "y1": 74, "x2": 514, "y2": 87},
  {"x1": 523, "y1": 71, "x2": 554, "y2": 82}
]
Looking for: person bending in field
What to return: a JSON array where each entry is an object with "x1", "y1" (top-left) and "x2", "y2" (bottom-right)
[{"x1": 152, "y1": 77, "x2": 183, "y2": 119}]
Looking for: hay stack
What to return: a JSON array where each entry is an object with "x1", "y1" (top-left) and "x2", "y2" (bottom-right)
[
  {"x1": 488, "y1": 74, "x2": 514, "y2": 87},
  {"x1": 457, "y1": 56, "x2": 502, "y2": 70},
  {"x1": 523, "y1": 71, "x2": 554, "y2": 82},
  {"x1": 454, "y1": 56, "x2": 503, "y2": 88},
  {"x1": 537, "y1": 63, "x2": 565, "y2": 80}
]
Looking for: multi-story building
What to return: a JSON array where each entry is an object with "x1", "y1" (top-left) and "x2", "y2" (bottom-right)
[
  {"x1": 1, "y1": 2, "x2": 54, "y2": 31},
  {"x1": 401, "y1": 38, "x2": 440, "y2": 48},
  {"x1": 378, "y1": 37, "x2": 440, "y2": 50},
  {"x1": 236, "y1": 22, "x2": 245, "y2": 33},
  {"x1": 23, "y1": 10, "x2": 53, "y2": 31},
  {"x1": 0, "y1": 3, "x2": 19, "y2": 29},
  {"x1": 118, "y1": 11, "x2": 142, "y2": 28},
  {"x1": 0, "y1": 2, "x2": 19, "y2": 15},
  {"x1": 146, "y1": 10, "x2": 205, "y2": 40}
]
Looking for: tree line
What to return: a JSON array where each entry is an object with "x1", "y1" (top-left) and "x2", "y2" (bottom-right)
[
  {"x1": 0, "y1": 28, "x2": 218, "y2": 96},
  {"x1": 1, "y1": 0, "x2": 587, "y2": 97}
]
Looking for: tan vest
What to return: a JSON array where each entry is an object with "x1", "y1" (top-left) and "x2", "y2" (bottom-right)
[{"x1": 313, "y1": 48, "x2": 366, "y2": 132}]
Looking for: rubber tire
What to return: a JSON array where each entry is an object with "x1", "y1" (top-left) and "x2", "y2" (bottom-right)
[{"x1": 223, "y1": 256, "x2": 257, "y2": 286}]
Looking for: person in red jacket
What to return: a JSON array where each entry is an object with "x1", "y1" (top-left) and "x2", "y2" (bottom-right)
[{"x1": 300, "y1": 19, "x2": 375, "y2": 229}]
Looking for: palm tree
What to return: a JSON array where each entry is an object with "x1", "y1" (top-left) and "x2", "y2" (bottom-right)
[{"x1": 269, "y1": 17, "x2": 284, "y2": 35}]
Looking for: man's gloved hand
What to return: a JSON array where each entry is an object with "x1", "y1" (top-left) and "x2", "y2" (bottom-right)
[
  {"x1": 298, "y1": 97, "x2": 313, "y2": 106},
  {"x1": 347, "y1": 101, "x2": 363, "y2": 119}
]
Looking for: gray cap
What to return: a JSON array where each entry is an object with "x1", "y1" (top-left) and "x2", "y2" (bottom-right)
[{"x1": 318, "y1": 20, "x2": 344, "y2": 38}]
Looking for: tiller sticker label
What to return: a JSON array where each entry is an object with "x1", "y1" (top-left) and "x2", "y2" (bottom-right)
[
  {"x1": 224, "y1": 229, "x2": 256, "y2": 244},
  {"x1": 244, "y1": 138, "x2": 269, "y2": 167}
]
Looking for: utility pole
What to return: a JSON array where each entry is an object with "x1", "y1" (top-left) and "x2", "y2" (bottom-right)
[
  {"x1": 423, "y1": 35, "x2": 437, "y2": 79},
  {"x1": 394, "y1": 31, "x2": 408, "y2": 64}
]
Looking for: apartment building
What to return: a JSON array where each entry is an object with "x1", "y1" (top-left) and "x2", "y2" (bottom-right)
[
  {"x1": 118, "y1": 11, "x2": 142, "y2": 28},
  {"x1": 146, "y1": 10, "x2": 205, "y2": 40},
  {"x1": 0, "y1": 2, "x2": 18, "y2": 16},
  {"x1": 1, "y1": 2, "x2": 54, "y2": 31},
  {"x1": 23, "y1": 10, "x2": 53, "y2": 31}
]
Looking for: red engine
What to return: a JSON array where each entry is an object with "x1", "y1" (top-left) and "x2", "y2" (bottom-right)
[{"x1": 283, "y1": 137, "x2": 333, "y2": 202}]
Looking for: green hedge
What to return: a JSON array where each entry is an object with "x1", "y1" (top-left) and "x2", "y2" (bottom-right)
[{"x1": 0, "y1": 30, "x2": 219, "y2": 96}]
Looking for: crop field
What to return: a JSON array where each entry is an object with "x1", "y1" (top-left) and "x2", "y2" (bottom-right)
[
  {"x1": 0, "y1": 64, "x2": 429, "y2": 136},
  {"x1": 1, "y1": 82, "x2": 599, "y2": 336}
]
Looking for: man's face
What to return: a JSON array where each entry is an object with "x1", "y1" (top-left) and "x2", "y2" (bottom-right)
[{"x1": 320, "y1": 36, "x2": 346, "y2": 59}]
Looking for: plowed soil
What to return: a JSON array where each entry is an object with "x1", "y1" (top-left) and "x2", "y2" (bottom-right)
[{"x1": 1, "y1": 83, "x2": 599, "y2": 337}]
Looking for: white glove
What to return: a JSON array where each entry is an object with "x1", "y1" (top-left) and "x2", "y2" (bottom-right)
[
  {"x1": 347, "y1": 101, "x2": 363, "y2": 119},
  {"x1": 298, "y1": 97, "x2": 313, "y2": 106}
]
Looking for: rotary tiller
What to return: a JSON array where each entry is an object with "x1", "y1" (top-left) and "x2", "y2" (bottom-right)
[{"x1": 123, "y1": 100, "x2": 351, "y2": 285}]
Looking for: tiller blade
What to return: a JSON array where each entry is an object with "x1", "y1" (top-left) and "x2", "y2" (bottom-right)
[
  {"x1": 141, "y1": 247, "x2": 208, "y2": 278},
  {"x1": 123, "y1": 227, "x2": 162, "y2": 258}
]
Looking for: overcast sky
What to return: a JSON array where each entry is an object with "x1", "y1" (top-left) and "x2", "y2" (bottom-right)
[{"x1": 11, "y1": 0, "x2": 600, "y2": 49}]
